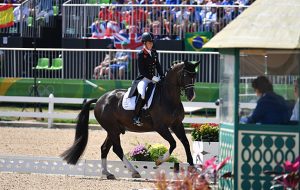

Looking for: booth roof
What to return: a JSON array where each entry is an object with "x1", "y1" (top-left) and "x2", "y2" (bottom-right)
[{"x1": 203, "y1": 0, "x2": 300, "y2": 49}]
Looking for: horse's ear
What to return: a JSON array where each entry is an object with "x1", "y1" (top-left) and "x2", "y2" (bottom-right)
[
  {"x1": 183, "y1": 60, "x2": 189, "y2": 66},
  {"x1": 194, "y1": 61, "x2": 201, "y2": 68}
]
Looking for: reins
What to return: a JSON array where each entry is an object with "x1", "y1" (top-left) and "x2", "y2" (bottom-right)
[{"x1": 161, "y1": 66, "x2": 196, "y2": 96}]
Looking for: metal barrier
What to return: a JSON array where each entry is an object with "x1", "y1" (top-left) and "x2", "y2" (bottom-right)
[
  {"x1": 0, "y1": 48, "x2": 220, "y2": 82},
  {"x1": 0, "y1": 94, "x2": 220, "y2": 128},
  {"x1": 0, "y1": 155, "x2": 189, "y2": 179},
  {"x1": 62, "y1": 3, "x2": 249, "y2": 39}
]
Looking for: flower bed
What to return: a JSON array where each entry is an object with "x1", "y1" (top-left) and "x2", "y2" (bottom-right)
[{"x1": 127, "y1": 143, "x2": 179, "y2": 163}]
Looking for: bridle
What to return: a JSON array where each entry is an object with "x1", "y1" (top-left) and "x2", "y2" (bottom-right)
[{"x1": 179, "y1": 69, "x2": 196, "y2": 92}]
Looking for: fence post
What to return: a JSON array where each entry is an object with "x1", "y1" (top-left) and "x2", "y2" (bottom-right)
[
  {"x1": 216, "y1": 104, "x2": 220, "y2": 122},
  {"x1": 48, "y1": 94, "x2": 54, "y2": 128}
]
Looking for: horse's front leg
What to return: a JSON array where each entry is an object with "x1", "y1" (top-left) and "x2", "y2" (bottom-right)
[
  {"x1": 155, "y1": 126, "x2": 177, "y2": 166},
  {"x1": 171, "y1": 123, "x2": 194, "y2": 166}
]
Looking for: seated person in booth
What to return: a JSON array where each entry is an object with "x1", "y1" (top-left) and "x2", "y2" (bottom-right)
[
  {"x1": 240, "y1": 76, "x2": 290, "y2": 125},
  {"x1": 290, "y1": 78, "x2": 299, "y2": 123},
  {"x1": 108, "y1": 41, "x2": 130, "y2": 79}
]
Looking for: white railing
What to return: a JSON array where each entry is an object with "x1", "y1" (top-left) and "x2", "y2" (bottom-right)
[
  {"x1": 0, "y1": 95, "x2": 220, "y2": 128},
  {"x1": 0, "y1": 47, "x2": 220, "y2": 83}
]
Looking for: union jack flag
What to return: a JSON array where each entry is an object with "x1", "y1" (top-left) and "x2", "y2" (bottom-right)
[{"x1": 113, "y1": 33, "x2": 143, "y2": 50}]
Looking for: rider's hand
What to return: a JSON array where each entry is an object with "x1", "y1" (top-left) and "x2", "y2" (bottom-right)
[{"x1": 152, "y1": 76, "x2": 160, "y2": 83}]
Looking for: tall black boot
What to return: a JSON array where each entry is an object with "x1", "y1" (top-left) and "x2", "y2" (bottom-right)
[{"x1": 133, "y1": 95, "x2": 145, "y2": 126}]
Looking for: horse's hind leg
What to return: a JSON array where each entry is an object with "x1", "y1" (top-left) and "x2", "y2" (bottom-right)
[
  {"x1": 171, "y1": 123, "x2": 193, "y2": 166},
  {"x1": 109, "y1": 132, "x2": 141, "y2": 178},
  {"x1": 100, "y1": 135, "x2": 115, "y2": 179}
]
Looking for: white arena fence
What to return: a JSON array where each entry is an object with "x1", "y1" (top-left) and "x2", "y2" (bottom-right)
[
  {"x1": 0, "y1": 48, "x2": 220, "y2": 83},
  {"x1": 0, "y1": 155, "x2": 189, "y2": 179},
  {"x1": 0, "y1": 94, "x2": 221, "y2": 128}
]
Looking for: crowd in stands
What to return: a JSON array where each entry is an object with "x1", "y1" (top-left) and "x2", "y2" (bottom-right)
[
  {"x1": 90, "y1": 0, "x2": 255, "y2": 40},
  {"x1": 1, "y1": 0, "x2": 254, "y2": 39}
]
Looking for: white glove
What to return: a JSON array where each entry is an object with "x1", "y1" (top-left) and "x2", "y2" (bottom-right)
[{"x1": 152, "y1": 76, "x2": 160, "y2": 83}]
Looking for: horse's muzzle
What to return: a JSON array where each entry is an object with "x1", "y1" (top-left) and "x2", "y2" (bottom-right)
[{"x1": 186, "y1": 89, "x2": 195, "y2": 101}]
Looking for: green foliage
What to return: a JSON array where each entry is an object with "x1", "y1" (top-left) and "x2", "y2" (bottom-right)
[
  {"x1": 127, "y1": 143, "x2": 179, "y2": 163},
  {"x1": 191, "y1": 123, "x2": 219, "y2": 142}
]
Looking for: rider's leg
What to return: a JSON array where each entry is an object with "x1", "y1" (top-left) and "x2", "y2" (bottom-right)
[
  {"x1": 133, "y1": 94, "x2": 145, "y2": 126},
  {"x1": 133, "y1": 78, "x2": 150, "y2": 126}
]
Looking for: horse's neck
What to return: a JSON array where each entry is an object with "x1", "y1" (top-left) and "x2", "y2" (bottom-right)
[{"x1": 162, "y1": 75, "x2": 181, "y2": 105}]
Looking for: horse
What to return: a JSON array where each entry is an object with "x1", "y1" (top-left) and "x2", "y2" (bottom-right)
[{"x1": 61, "y1": 60, "x2": 201, "y2": 179}]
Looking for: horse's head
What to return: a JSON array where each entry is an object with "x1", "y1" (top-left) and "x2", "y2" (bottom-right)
[
  {"x1": 181, "y1": 60, "x2": 200, "y2": 101},
  {"x1": 165, "y1": 60, "x2": 200, "y2": 101}
]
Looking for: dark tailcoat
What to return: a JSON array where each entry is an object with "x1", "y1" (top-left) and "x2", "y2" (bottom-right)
[
  {"x1": 128, "y1": 48, "x2": 164, "y2": 98},
  {"x1": 246, "y1": 92, "x2": 290, "y2": 124}
]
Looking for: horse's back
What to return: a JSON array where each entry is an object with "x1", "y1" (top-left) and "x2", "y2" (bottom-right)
[{"x1": 93, "y1": 89, "x2": 129, "y2": 128}]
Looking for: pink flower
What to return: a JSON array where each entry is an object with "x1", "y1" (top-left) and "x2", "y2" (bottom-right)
[
  {"x1": 216, "y1": 156, "x2": 231, "y2": 171},
  {"x1": 203, "y1": 156, "x2": 217, "y2": 170},
  {"x1": 284, "y1": 156, "x2": 300, "y2": 173}
]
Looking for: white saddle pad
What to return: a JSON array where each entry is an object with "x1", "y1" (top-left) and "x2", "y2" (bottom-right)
[{"x1": 122, "y1": 87, "x2": 156, "y2": 110}]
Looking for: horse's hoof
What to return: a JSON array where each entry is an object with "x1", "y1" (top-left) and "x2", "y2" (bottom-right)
[
  {"x1": 132, "y1": 172, "x2": 141, "y2": 178},
  {"x1": 106, "y1": 174, "x2": 116, "y2": 180}
]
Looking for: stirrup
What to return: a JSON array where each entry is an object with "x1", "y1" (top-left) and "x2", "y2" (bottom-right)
[{"x1": 133, "y1": 117, "x2": 143, "y2": 126}]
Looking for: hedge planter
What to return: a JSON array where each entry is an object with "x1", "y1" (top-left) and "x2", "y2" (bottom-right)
[{"x1": 192, "y1": 141, "x2": 219, "y2": 164}]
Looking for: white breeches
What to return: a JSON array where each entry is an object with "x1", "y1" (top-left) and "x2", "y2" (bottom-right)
[{"x1": 137, "y1": 78, "x2": 152, "y2": 99}]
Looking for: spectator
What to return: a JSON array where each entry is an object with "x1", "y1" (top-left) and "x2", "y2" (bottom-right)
[
  {"x1": 13, "y1": 3, "x2": 30, "y2": 23},
  {"x1": 36, "y1": 0, "x2": 54, "y2": 23},
  {"x1": 187, "y1": 6, "x2": 202, "y2": 32},
  {"x1": 93, "y1": 44, "x2": 115, "y2": 79},
  {"x1": 108, "y1": 41, "x2": 130, "y2": 79},
  {"x1": 90, "y1": 19, "x2": 106, "y2": 38},
  {"x1": 240, "y1": 76, "x2": 290, "y2": 125},
  {"x1": 98, "y1": 6, "x2": 110, "y2": 22},
  {"x1": 173, "y1": 6, "x2": 190, "y2": 38},
  {"x1": 290, "y1": 79, "x2": 299, "y2": 123},
  {"x1": 230, "y1": 2, "x2": 241, "y2": 20},
  {"x1": 203, "y1": 5, "x2": 217, "y2": 32}
]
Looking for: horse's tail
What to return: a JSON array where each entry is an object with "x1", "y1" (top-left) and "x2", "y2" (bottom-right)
[{"x1": 60, "y1": 98, "x2": 98, "y2": 165}]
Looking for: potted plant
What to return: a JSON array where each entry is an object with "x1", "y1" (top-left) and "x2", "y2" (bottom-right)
[
  {"x1": 127, "y1": 143, "x2": 179, "y2": 163},
  {"x1": 190, "y1": 123, "x2": 220, "y2": 164}
]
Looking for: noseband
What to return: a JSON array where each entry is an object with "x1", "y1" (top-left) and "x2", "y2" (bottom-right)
[{"x1": 180, "y1": 69, "x2": 196, "y2": 91}]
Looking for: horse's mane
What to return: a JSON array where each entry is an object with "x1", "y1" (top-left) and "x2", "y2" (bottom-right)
[{"x1": 166, "y1": 62, "x2": 184, "y2": 77}]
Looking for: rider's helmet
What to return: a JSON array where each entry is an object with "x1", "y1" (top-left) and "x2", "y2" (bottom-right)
[{"x1": 141, "y1": 32, "x2": 154, "y2": 43}]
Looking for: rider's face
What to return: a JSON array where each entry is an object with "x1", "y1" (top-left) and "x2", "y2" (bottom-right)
[{"x1": 145, "y1": 41, "x2": 153, "y2": 50}]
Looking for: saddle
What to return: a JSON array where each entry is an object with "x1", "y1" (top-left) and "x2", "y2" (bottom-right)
[{"x1": 122, "y1": 83, "x2": 156, "y2": 111}]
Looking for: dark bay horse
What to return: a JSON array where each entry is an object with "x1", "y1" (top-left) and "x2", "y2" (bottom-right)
[{"x1": 61, "y1": 60, "x2": 200, "y2": 179}]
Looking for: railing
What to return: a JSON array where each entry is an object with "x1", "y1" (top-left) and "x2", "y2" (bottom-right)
[
  {"x1": 0, "y1": 95, "x2": 220, "y2": 128},
  {"x1": 0, "y1": 47, "x2": 220, "y2": 82},
  {"x1": 62, "y1": 3, "x2": 249, "y2": 39}
]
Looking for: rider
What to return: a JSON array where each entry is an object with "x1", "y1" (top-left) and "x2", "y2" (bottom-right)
[{"x1": 129, "y1": 32, "x2": 164, "y2": 126}]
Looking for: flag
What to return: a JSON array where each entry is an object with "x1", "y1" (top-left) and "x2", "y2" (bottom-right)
[
  {"x1": 113, "y1": 32, "x2": 143, "y2": 50},
  {"x1": 184, "y1": 32, "x2": 213, "y2": 51},
  {"x1": 0, "y1": 4, "x2": 14, "y2": 29}
]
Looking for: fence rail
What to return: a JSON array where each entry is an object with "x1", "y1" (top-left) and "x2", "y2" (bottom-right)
[
  {"x1": 0, "y1": 95, "x2": 220, "y2": 128},
  {"x1": 0, "y1": 48, "x2": 220, "y2": 82}
]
